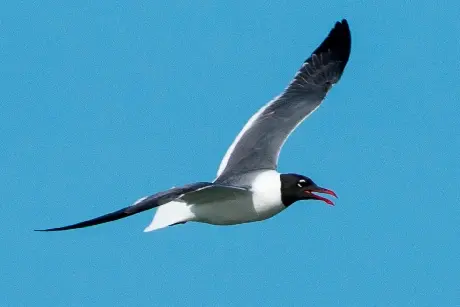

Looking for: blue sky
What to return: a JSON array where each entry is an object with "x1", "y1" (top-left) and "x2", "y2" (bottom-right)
[{"x1": 2, "y1": 1, "x2": 459, "y2": 306}]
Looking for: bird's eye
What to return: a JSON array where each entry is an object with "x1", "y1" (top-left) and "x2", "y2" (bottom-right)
[{"x1": 297, "y1": 179, "x2": 306, "y2": 187}]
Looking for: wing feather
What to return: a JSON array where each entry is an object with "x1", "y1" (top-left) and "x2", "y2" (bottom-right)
[
  {"x1": 216, "y1": 19, "x2": 351, "y2": 182},
  {"x1": 35, "y1": 182, "x2": 212, "y2": 231}
]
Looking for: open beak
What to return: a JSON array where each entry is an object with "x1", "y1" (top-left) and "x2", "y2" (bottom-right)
[{"x1": 305, "y1": 187, "x2": 338, "y2": 206}]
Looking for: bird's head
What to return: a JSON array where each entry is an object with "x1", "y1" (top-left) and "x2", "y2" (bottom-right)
[{"x1": 280, "y1": 173, "x2": 337, "y2": 207}]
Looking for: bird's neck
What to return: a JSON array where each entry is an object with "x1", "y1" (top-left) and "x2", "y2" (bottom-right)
[{"x1": 251, "y1": 170, "x2": 283, "y2": 207}]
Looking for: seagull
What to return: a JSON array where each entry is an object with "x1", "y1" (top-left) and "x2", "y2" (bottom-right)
[{"x1": 37, "y1": 19, "x2": 351, "y2": 233}]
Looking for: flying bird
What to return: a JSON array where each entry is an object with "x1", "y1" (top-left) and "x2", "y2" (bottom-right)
[{"x1": 37, "y1": 19, "x2": 351, "y2": 233}]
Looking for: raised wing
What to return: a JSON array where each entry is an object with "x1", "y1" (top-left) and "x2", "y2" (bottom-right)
[
  {"x1": 35, "y1": 182, "x2": 212, "y2": 231},
  {"x1": 216, "y1": 19, "x2": 351, "y2": 182}
]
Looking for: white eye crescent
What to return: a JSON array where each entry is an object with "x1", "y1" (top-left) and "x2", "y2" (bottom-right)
[{"x1": 298, "y1": 179, "x2": 306, "y2": 187}]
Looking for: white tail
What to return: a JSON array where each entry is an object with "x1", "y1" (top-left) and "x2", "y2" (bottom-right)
[{"x1": 143, "y1": 201, "x2": 193, "y2": 232}]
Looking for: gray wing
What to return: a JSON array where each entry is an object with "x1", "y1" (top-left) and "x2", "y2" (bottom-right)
[
  {"x1": 179, "y1": 184, "x2": 250, "y2": 204},
  {"x1": 35, "y1": 182, "x2": 213, "y2": 231},
  {"x1": 216, "y1": 19, "x2": 351, "y2": 182}
]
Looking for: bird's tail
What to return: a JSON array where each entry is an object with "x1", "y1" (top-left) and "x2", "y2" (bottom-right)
[{"x1": 144, "y1": 201, "x2": 193, "y2": 232}]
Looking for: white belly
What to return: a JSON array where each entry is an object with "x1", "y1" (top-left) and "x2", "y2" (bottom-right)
[{"x1": 191, "y1": 195, "x2": 285, "y2": 225}]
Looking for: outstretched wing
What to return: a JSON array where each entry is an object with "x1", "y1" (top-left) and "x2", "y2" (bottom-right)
[
  {"x1": 35, "y1": 182, "x2": 212, "y2": 231},
  {"x1": 216, "y1": 19, "x2": 351, "y2": 181}
]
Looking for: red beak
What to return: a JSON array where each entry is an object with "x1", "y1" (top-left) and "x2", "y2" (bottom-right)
[{"x1": 305, "y1": 187, "x2": 338, "y2": 206}]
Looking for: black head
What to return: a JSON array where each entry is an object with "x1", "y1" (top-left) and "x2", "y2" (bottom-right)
[{"x1": 280, "y1": 173, "x2": 337, "y2": 207}]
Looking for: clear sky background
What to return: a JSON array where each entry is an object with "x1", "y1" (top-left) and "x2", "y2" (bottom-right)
[{"x1": 2, "y1": 1, "x2": 459, "y2": 306}]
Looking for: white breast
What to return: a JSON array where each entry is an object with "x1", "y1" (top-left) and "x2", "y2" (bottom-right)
[{"x1": 250, "y1": 170, "x2": 285, "y2": 219}]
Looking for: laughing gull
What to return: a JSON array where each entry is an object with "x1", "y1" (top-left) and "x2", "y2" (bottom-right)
[{"x1": 37, "y1": 19, "x2": 351, "y2": 232}]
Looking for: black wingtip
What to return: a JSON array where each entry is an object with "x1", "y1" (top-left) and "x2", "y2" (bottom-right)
[
  {"x1": 34, "y1": 226, "x2": 81, "y2": 232},
  {"x1": 312, "y1": 18, "x2": 352, "y2": 72},
  {"x1": 33, "y1": 207, "x2": 134, "y2": 232},
  {"x1": 34, "y1": 227, "x2": 74, "y2": 232}
]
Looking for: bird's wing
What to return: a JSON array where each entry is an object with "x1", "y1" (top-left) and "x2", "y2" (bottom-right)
[
  {"x1": 216, "y1": 19, "x2": 351, "y2": 181},
  {"x1": 179, "y1": 184, "x2": 250, "y2": 204},
  {"x1": 35, "y1": 182, "x2": 213, "y2": 231}
]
